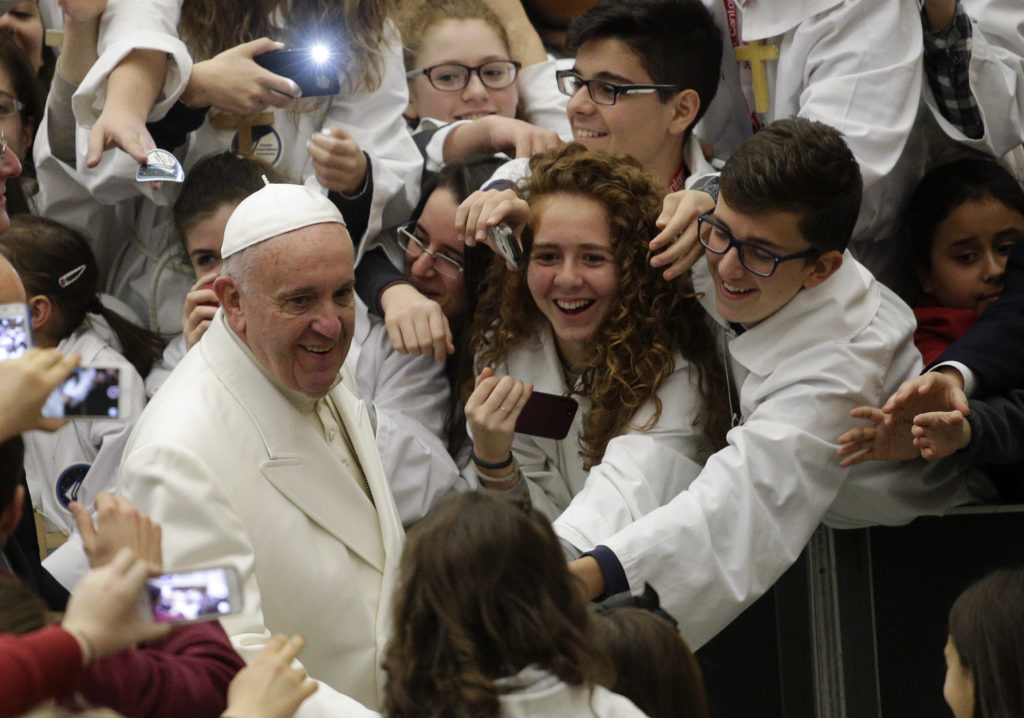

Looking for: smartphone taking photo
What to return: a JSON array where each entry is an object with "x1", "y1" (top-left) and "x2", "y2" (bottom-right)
[
  {"x1": 41, "y1": 364, "x2": 130, "y2": 420},
  {"x1": 254, "y1": 47, "x2": 341, "y2": 97},
  {"x1": 145, "y1": 565, "x2": 243, "y2": 624}
]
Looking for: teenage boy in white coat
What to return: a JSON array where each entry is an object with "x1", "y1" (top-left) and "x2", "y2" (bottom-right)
[
  {"x1": 556, "y1": 118, "x2": 995, "y2": 650},
  {"x1": 117, "y1": 184, "x2": 400, "y2": 717}
]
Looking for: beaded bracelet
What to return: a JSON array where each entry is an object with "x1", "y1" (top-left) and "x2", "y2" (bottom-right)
[{"x1": 471, "y1": 450, "x2": 514, "y2": 470}]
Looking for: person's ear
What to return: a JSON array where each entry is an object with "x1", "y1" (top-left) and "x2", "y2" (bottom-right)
[
  {"x1": 215, "y1": 275, "x2": 245, "y2": 333},
  {"x1": 802, "y1": 250, "x2": 844, "y2": 289},
  {"x1": 27, "y1": 294, "x2": 51, "y2": 331},
  {"x1": 0, "y1": 485, "x2": 25, "y2": 537},
  {"x1": 667, "y1": 89, "x2": 701, "y2": 137}
]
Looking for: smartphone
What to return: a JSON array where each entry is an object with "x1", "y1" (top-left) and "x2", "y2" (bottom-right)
[
  {"x1": 0, "y1": 302, "x2": 32, "y2": 360},
  {"x1": 254, "y1": 48, "x2": 341, "y2": 97},
  {"x1": 488, "y1": 224, "x2": 524, "y2": 270},
  {"x1": 514, "y1": 391, "x2": 579, "y2": 440},
  {"x1": 145, "y1": 565, "x2": 243, "y2": 624},
  {"x1": 41, "y1": 364, "x2": 131, "y2": 420}
]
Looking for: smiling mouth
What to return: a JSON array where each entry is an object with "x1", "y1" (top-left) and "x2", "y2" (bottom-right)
[
  {"x1": 574, "y1": 128, "x2": 607, "y2": 139},
  {"x1": 720, "y1": 280, "x2": 755, "y2": 297},
  {"x1": 455, "y1": 111, "x2": 495, "y2": 121},
  {"x1": 555, "y1": 298, "x2": 594, "y2": 315},
  {"x1": 301, "y1": 344, "x2": 334, "y2": 354}
]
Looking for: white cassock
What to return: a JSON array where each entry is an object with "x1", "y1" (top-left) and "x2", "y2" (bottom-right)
[{"x1": 118, "y1": 311, "x2": 403, "y2": 717}]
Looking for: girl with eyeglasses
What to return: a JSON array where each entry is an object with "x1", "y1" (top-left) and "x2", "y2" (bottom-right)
[
  {"x1": 0, "y1": 35, "x2": 40, "y2": 217},
  {"x1": 398, "y1": 0, "x2": 569, "y2": 167},
  {"x1": 349, "y1": 155, "x2": 506, "y2": 526}
]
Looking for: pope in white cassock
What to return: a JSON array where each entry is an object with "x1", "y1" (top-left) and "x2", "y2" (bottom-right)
[{"x1": 117, "y1": 183, "x2": 402, "y2": 718}]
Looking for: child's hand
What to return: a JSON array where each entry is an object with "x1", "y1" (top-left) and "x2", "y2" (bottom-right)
[
  {"x1": 649, "y1": 188, "x2": 716, "y2": 280},
  {"x1": 912, "y1": 409, "x2": 972, "y2": 460},
  {"x1": 71, "y1": 492, "x2": 162, "y2": 571},
  {"x1": 454, "y1": 188, "x2": 528, "y2": 257},
  {"x1": 183, "y1": 272, "x2": 220, "y2": 350},
  {"x1": 465, "y1": 367, "x2": 532, "y2": 471},
  {"x1": 380, "y1": 283, "x2": 453, "y2": 366},
  {"x1": 223, "y1": 635, "x2": 317, "y2": 718},
  {"x1": 837, "y1": 406, "x2": 920, "y2": 466},
  {"x1": 481, "y1": 116, "x2": 561, "y2": 159},
  {"x1": 183, "y1": 39, "x2": 300, "y2": 114},
  {"x1": 307, "y1": 127, "x2": 368, "y2": 196}
]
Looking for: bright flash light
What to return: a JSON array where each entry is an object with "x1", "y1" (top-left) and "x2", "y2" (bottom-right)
[{"x1": 310, "y1": 44, "x2": 330, "y2": 64}]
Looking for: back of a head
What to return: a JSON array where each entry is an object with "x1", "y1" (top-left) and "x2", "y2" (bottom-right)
[
  {"x1": 384, "y1": 491, "x2": 608, "y2": 717},
  {"x1": 566, "y1": 0, "x2": 722, "y2": 125},
  {"x1": 948, "y1": 565, "x2": 1024, "y2": 718},
  {"x1": 593, "y1": 607, "x2": 709, "y2": 718},
  {"x1": 719, "y1": 117, "x2": 862, "y2": 254}
]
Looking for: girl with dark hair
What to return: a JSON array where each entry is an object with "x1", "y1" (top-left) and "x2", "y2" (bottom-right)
[
  {"x1": 0, "y1": 34, "x2": 41, "y2": 216},
  {"x1": 382, "y1": 491, "x2": 647, "y2": 717},
  {"x1": 351, "y1": 155, "x2": 504, "y2": 526},
  {"x1": 944, "y1": 565, "x2": 1024, "y2": 718},
  {"x1": 0, "y1": 215, "x2": 158, "y2": 582},
  {"x1": 904, "y1": 157, "x2": 1024, "y2": 365},
  {"x1": 463, "y1": 143, "x2": 728, "y2": 520}
]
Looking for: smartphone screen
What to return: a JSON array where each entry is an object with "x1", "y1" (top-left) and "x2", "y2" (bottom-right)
[
  {"x1": 146, "y1": 566, "x2": 243, "y2": 624},
  {"x1": 0, "y1": 303, "x2": 32, "y2": 360},
  {"x1": 41, "y1": 365, "x2": 124, "y2": 420}
]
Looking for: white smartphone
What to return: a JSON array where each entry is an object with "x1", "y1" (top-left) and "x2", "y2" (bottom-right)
[
  {"x1": 0, "y1": 302, "x2": 32, "y2": 360},
  {"x1": 41, "y1": 363, "x2": 132, "y2": 420},
  {"x1": 144, "y1": 565, "x2": 243, "y2": 624}
]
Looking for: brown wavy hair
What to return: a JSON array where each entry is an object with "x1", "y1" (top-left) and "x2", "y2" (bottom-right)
[
  {"x1": 382, "y1": 491, "x2": 612, "y2": 717},
  {"x1": 179, "y1": 0, "x2": 397, "y2": 93},
  {"x1": 471, "y1": 144, "x2": 729, "y2": 467}
]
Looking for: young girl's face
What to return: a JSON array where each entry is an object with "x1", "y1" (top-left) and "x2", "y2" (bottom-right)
[
  {"x1": 526, "y1": 193, "x2": 619, "y2": 366},
  {"x1": 922, "y1": 197, "x2": 1024, "y2": 314},
  {"x1": 407, "y1": 18, "x2": 519, "y2": 123},
  {"x1": 943, "y1": 636, "x2": 974, "y2": 718},
  {"x1": 0, "y1": 1, "x2": 43, "y2": 75},
  {"x1": 185, "y1": 203, "x2": 235, "y2": 280},
  {"x1": 402, "y1": 187, "x2": 467, "y2": 319}
]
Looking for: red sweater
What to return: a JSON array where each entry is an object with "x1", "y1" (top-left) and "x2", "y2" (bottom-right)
[
  {"x1": 0, "y1": 625, "x2": 84, "y2": 718},
  {"x1": 913, "y1": 295, "x2": 978, "y2": 366}
]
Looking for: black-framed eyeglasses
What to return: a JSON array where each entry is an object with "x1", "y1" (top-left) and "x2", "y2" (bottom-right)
[
  {"x1": 555, "y1": 69, "x2": 682, "y2": 106},
  {"x1": 397, "y1": 223, "x2": 464, "y2": 278},
  {"x1": 697, "y1": 211, "x2": 818, "y2": 277},
  {"x1": 406, "y1": 60, "x2": 521, "y2": 92},
  {"x1": 0, "y1": 92, "x2": 23, "y2": 119}
]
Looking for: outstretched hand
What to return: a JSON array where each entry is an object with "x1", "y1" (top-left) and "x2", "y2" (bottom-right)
[
  {"x1": 224, "y1": 635, "x2": 318, "y2": 718},
  {"x1": 648, "y1": 188, "x2": 715, "y2": 280},
  {"x1": 465, "y1": 367, "x2": 533, "y2": 467},
  {"x1": 837, "y1": 406, "x2": 919, "y2": 467},
  {"x1": 71, "y1": 492, "x2": 162, "y2": 571},
  {"x1": 912, "y1": 410, "x2": 972, "y2": 460}
]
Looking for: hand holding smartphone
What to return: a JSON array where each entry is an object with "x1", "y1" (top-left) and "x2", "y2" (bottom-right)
[
  {"x1": 488, "y1": 223, "x2": 525, "y2": 270},
  {"x1": 255, "y1": 47, "x2": 341, "y2": 97}
]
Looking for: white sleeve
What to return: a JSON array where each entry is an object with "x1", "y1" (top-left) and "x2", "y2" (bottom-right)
[
  {"x1": 119, "y1": 443, "x2": 380, "y2": 718},
  {"x1": 793, "y1": 0, "x2": 923, "y2": 245},
  {"x1": 72, "y1": 0, "x2": 191, "y2": 126},
  {"x1": 518, "y1": 56, "x2": 572, "y2": 139}
]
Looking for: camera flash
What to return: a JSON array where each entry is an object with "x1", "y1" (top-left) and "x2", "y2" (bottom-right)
[{"x1": 310, "y1": 44, "x2": 330, "y2": 64}]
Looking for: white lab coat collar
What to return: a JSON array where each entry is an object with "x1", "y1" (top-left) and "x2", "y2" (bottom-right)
[
  {"x1": 734, "y1": 0, "x2": 846, "y2": 41},
  {"x1": 695, "y1": 250, "x2": 880, "y2": 376}
]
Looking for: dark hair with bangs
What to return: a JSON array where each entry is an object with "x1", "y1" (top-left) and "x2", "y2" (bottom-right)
[
  {"x1": 719, "y1": 117, "x2": 863, "y2": 254},
  {"x1": 382, "y1": 491, "x2": 612, "y2": 717},
  {"x1": 566, "y1": 0, "x2": 722, "y2": 126}
]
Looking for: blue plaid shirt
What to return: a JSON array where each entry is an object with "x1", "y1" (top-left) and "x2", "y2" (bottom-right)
[{"x1": 922, "y1": 0, "x2": 985, "y2": 139}]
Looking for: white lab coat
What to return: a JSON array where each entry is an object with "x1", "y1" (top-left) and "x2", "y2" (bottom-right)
[
  {"x1": 495, "y1": 667, "x2": 649, "y2": 718},
  {"x1": 36, "y1": 7, "x2": 421, "y2": 327},
  {"x1": 144, "y1": 331, "x2": 187, "y2": 398},
  {"x1": 488, "y1": 324, "x2": 710, "y2": 523},
  {"x1": 23, "y1": 316, "x2": 144, "y2": 537},
  {"x1": 117, "y1": 312, "x2": 401, "y2": 717},
  {"x1": 348, "y1": 298, "x2": 475, "y2": 526},
  {"x1": 554, "y1": 253, "x2": 996, "y2": 649},
  {"x1": 694, "y1": 0, "x2": 925, "y2": 255},
  {"x1": 923, "y1": 0, "x2": 1024, "y2": 157}
]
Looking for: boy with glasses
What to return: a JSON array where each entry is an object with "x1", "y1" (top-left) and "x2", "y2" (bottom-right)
[{"x1": 554, "y1": 118, "x2": 995, "y2": 650}]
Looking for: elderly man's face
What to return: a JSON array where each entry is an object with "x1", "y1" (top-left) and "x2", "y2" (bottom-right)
[{"x1": 219, "y1": 223, "x2": 356, "y2": 399}]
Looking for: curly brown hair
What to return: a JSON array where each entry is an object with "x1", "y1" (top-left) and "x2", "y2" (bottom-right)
[
  {"x1": 382, "y1": 491, "x2": 612, "y2": 718},
  {"x1": 179, "y1": 0, "x2": 397, "y2": 93},
  {"x1": 471, "y1": 144, "x2": 729, "y2": 468}
]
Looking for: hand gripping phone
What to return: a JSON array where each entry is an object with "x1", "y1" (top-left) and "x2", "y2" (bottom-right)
[{"x1": 255, "y1": 47, "x2": 341, "y2": 97}]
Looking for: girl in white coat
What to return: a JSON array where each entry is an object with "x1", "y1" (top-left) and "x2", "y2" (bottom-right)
[
  {"x1": 382, "y1": 491, "x2": 648, "y2": 718},
  {"x1": 0, "y1": 216, "x2": 154, "y2": 554},
  {"x1": 464, "y1": 144, "x2": 729, "y2": 520}
]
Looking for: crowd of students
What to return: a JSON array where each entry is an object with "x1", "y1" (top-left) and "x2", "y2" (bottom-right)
[{"x1": 1, "y1": 0, "x2": 1023, "y2": 716}]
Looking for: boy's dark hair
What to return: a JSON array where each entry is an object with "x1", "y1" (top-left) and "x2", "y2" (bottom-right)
[
  {"x1": 905, "y1": 156, "x2": 1024, "y2": 274},
  {"x1": 0, "y1": 436, "x2": 24, "y2": 519},
  {"x1": 719, "y1": 117, "x2": 863, "y2": 254},
  {"x1": 566, "y1": 0, "x2": 722, "y2": 125}
]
